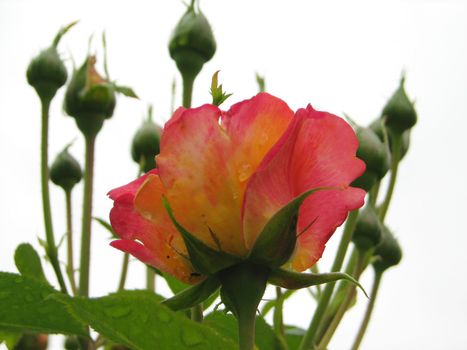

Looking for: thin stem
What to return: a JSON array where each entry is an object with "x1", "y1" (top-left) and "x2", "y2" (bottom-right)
[
  {"x1": 369, "y1": 181, "x2": 381, "y2": 206},
  {"x1": 146, "y1": 267, "x2": 155, "y2": 292},
  {"x1": 78, "y1": 135, "x2": 96, "y2": 297},
  {"x1": 117, "y1": 253, "x2": 130, "y2": 291},
  {"x1": 379, "y1": 135, "x2": 401, "y2": 221},
  {"x1": 238, "y1": 309, "x2": 257, "y2": 350},
  {"x1": 316, "y1": 252, "x2": 367, "y2": 349},
  {"x1": 298, "y1": 209, "x2": 359, "y2": 350},
  {"x1": 182, "y1": 74, "x2": 195, "y2": 108},
  {"x1": 65, "y1": 189, "x2": 77, "y2": 295},
  {"x1": 351, "y1": 270, "x2": 383, "y2": 350},
  {"x1": 40, "y1": 97, "x2": 68, "y2": 293},
  {"x1": 274, "y1": 287, "x2": 289, "y2": 350},
  {"x1": 191, "y1": 304, "x2": 203, "y2": 322}
]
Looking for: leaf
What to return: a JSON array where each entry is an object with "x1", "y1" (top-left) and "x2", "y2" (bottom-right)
[
  {"x1": 163, "y1": 277, "x2": 221, "y2": 311},
  {"x1": 268, "y1": 268, "x2": 368, "y2": 297},
  {"x1": 261, "y1": 289, "x2": 295, "y2": 316},
  {"x1": 284, "y1": 326, "x2": 305, "y2": 350},
  {"x1": 163, "y1": 197, "x2": 240, "y2": 275},
  {"x1": 162, "y1": 271, "x2": 190, "y2": 295},
  {"x1": 205, "y1": 311, "x2": 281, "y2": 350},
  {"x1": 0, "y1": 331, "x2": 21, "y2": 349},
  {"x1": 0, "y1": 272, "x2": 87, "y2": 336},
  {"x1": 14, "y1": 243, "x2": 48, "y2": 284},
  {"x1": 210, "y1": 71, "x2": 232, "y2": 106},
  {"x1": 55, "y1": 290, "x2": 237, "y2": 350},
  {"x1": 93, "y1": 217, "x2": 117, "y2": 238},
  {"x1": 114, "y1": 85, "x2": 139, "y2": 99}
]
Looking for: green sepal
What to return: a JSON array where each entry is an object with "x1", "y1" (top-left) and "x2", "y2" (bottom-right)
[
  {"x1": 162, "y1": 276, "x2": 221, "y2": 311},
  {"x1": 14, "y1": 243, "x2": 48, "y2": 284},
  {"x1": 210, "y1": 71, "x2": 232, "y2": 106},
  {"x1": 114, "y1": 85, "x2": 139, "y2": 99},
  {"x1": 248, "y1": 188, "x2": 330, "y2": 267},
  {"x1": 268, "y1": 268, "x2": 368, "y2": 297},
  {"x1": 93, "y1": 217, "x2": 117, "y2": 238},
  {"x1": 162, "y1": 197, "x2": 241, "y2": 275}
]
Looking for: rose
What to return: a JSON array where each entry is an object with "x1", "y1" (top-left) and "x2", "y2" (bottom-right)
[{"x1": 108, "y1": 93, "x2": 365, "y2": 284}]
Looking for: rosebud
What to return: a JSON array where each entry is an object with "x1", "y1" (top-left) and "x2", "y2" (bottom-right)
[
  {"x1": 169, "y1": 0, "x2": 216, "y2": 82},
  {"x1": 50, "y1": 144, "x2": 82, "y2": 192},
  {"x1": 382, "y1": 76, "x2": 417, "y2": 135},
  {"x1": 64, "y1": 56, "x2": 116, "y2": 137},
  {"x1": 131, "y1": 107, "x2": 162, "y2": 173},
  {"x1": 370, "y1": 119, "x2": 411, "y2": 161},
  {"x1": 372, "y1": 225, "x2": 402, "y2": 272},
  {"x1": 352, "y1": 126, "x2": 391, "y2": 191},
  {"x1": 352, "y1": 205, "x2": 383, "y2": 252},
  {"x1": 26, "y1": 22, "x2": 77, "y2": 102}
]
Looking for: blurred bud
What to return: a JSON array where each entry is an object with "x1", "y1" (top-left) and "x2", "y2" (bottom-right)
[
  {"x1": 169, "y1": 0, "x2": 216, "y2": 81},
  {"x1": 50, "y1": 144, "x2": 82, "y2": 192},
  {"x1": 64, "y1": 336, "x2": 80, "y2": 350},
  {"x1": 382, "y1": 76, "x2": 417, "y2": 135},
  {"x1": 131, "y1": 106, "x2": 162, "y2": 173},
  {"x1": 14, "y1": 333, "x2": 48, "y2": 350},
  {"x1": 370, "y1": 119, "x2": 411, "y2": 161},
  {"x1": 372, "y1": 225, "x2": 402, "y2": 272},
  {"x1": 26, "y1": 22, "x2": 77, "y2": 102},
  {"x1": 352, "y1": 205, "x2": 383, "y2": 252},
  {"x1": 64, "y1": 56, "x2": 116, "y2": 137},
  {"x1": 352, "y1": 126, "x2": 391, "y2": 191}
]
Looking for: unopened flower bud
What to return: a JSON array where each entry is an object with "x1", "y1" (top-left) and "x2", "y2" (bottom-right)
[
  {"x1": 169, "y1": 0, "x2": 216, "y2": 81},
  {"x1": 352, "y1": 205, "x2": 383, "y2": 252},
  {"x1": 370, "y1": 119, "x2": 411, "y2": 161},
  {"x1": 64, "y1": 56, "x2": 116, "y2": 137},
  {"x1": 372, "y1": 225, "x2": 402, "y2": 272},
  {"x1": 131, "y1": 107, "x2": 162, "y2": 173},
  {"x1": 352, "y1": 127, "x2": 391, "y2": 191},
  {"x1": 50, "y1": 145, "x2": 82, "y2": 192},
  {"x1": 382, "y1": 76, "x2": 417, "y2": 135}
]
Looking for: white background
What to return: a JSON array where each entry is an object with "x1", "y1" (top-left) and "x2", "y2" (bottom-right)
[{"x1": 1, "y1": 0, "x2": 467, "y2": 349}]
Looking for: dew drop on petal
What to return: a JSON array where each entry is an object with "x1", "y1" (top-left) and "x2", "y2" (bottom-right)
[{"x1": 237, "y1": 163, "x2": 252, "y2": 182}]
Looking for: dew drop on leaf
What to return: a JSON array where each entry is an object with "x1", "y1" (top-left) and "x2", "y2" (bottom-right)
[
  {"x1": 181, "y1": 327, "x2": 204, "y2": 346},
  {"x1": 103, "y1": 305, "x2": 132, "y2": 318},
  {"x1": 156, "y1": 309, "x2": 173, "y2": 323}
]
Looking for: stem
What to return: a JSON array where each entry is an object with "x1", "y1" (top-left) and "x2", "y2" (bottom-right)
[
  {"x1": 316, "y1": 252, "x2": 367, "y2": 349},
  {"x1": 65, "y1": 189, "x2": 77, "y2": 295},
  {"x1": 238, "y1": 309, "x2": 257, "y2": 350},
  {"x1": 40, "y1": 97, "x2": 68, "y2": 293},
  {"x1": 351, "y1": 270, "x2": 383, "y2": 350},
  {"x1": 379, "y1": 135, "x2": 401, "y2": 221},
  {"x1": 146, "y1": 267, "x2": 155, "y2": 292},
  {"x1": 117, "y1": 253, "x2": 130, "y2": 291},
  {"x1": 298, "y1": 209, "x2": 359, "y2": 350},
  {"x1": 78, "y1": 135, "x2": 96, "y2": 297},
  {"x1": 274, "y1": 287, "x2": 289, "y2": 350},
  {"x1": 182, "y1": 74, "x2": 195, "y2": 108},
  {"x1": 191, "y1": 304, "x2": 204, "y2": 322},
  {"x1": 369, "y1": 181, "x2": 381, "y2": 206}
]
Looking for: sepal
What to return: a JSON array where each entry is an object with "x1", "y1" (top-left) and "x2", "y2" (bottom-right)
[
  {"x1": 162, "y1": 276, "x2": 220, "y2": 311},
  {"x1": 163, "y1": 197, "x2": 241, "y2": 275}
]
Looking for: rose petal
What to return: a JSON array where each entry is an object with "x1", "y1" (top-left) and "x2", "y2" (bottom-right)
[{"x1": 243, "y1": 105, "x2": 366, "y2": 271}]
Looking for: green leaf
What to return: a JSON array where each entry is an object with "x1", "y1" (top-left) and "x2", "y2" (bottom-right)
[
  {"x1": 0, "y1": 272, "x2": 87, "y2": 336},
  {"x1": 162, "y1": 271, "x2": 190, "y2": 295},
  {"x1": 261, "y1": 289, "x2": 295, "y2": 316},
  {"x1": 163, "y1": 197, "x2": 240, "y2": 275},
  {"x1": 249, "y1": 188, "x2": 330, "y2": 267},
  {"x1": 93, "y1": 217, "x2": 117, "y2": 238},
  {"x1": 205, "y1": 311, "x2": 281, "y2": 350},
  {"x1": 284, "y1": 326, "x2": 305, "y2": 350},
  {"x1": 114, "y1": 85, "x2": 139, "y2": 98},
  {"x1": 55, "y1": 290, "x2": 236, "y2": 350},
  {"x1": 14, "y1": 243, "x2": 48, "y2": 284},
  {"x1": 163, "y1": 277, "x2": 221, "y2": 311},
  {"x1": 0, "y1": 331, "x2": 21, "y2": 349},
  {"x1": 268, "y1": 268, "x2": 368, "y2": 297}
]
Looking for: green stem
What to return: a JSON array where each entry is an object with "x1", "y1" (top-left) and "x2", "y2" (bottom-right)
[
  {"x1": 298, "y1": 209, "x2": 359, "y2": 350},
  {"x1": 351, "y1": 270, "x2": 383, "y2": 350},
  {"x1": 379, "y1": 135, "x2": 401, "y2": 221},
  {"x1": 117, "y1": 253, "x2": 130, "y2": 291},
  {"x1": 146, "y1": 267, "x2": 155, "y2": 292},
  {"x1": 65, "y1": 189, "x2": 77, "y2": 295},
  {"x1": 78, "y1": 135, "x2": 96, "y2": 297},
  {"x1": 274, "y1": 287, "x2": 289, "y2": 350},
  {"x1": 316, "y1": 252, "x2": 367, "y2": 349},
  {"x1": 40, "y1": 97, "x2": 68, "y2": 293},
  {"x1": 238, "y1": 308, "x2": 257, "y2": 350},
  {"x1": 191, "y1": 304, "x2": 204, "y2": 323},
  {"x1": 182, "y1": 74, "x2": 195, "y2": 108},
  {"x1": 369, "y1": 181, "x2": 381, "y2": 206}
]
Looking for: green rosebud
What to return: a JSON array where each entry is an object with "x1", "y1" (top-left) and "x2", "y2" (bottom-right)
[
  {"x1": 352, "y1": 126, "x2": 391, "y2": 191},
  {"x1": 372, "y1": 225, "x2": 402, "y2": 273},
  {"x1": 169, "y1": 0, "x2": 216, "y2": 82},
  {"x1": 370, "y1": 119, "x2": 411, "y2": 161},
  {"x1": 50, "y1": 144, "x2": 82, "y2": 192},
  {"x1": 352, "y1": 205, "x2": 383, "y2": 252},
  {"x1": 382, "y1": 76, "x2": 417, "y2": 135},
  {"x1": 131, "y1": 106, "x2": 162, "y2": 173},
  {"x1": 26, "y1": 22, "x2": 77, "y2": 102},
  {"x1": 64, "y1": 56, "x2": 116, "y2": 137}
]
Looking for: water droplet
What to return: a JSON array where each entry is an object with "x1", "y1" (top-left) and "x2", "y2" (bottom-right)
[
  {"x1": 25, "y1": 294, "x2": 34, "y2": 302},
  {"x1": 104, "y1": 305, "x2": 132, "y2": 318},
  {"x1": 181, "y1": 327, "x2": 204, "y2": 346},
  {"x1": 40, "y1": 290, "x2": 50, "y2": 299},
  {"x1": 138, "y1": 312, "x2": 149, "y2": 323},
  {"x1": 156, "y1": 309, "x2": 173, "y2": 323},
  {"x1": 14, "y1": 277, "x2": 22, "y2": 283},
  {"x1": 237, "y1": 163, "x2": 252, "y2": 182},
  {"x1": 0, "y1": 290, "x2": 11, "y2": 299}
]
